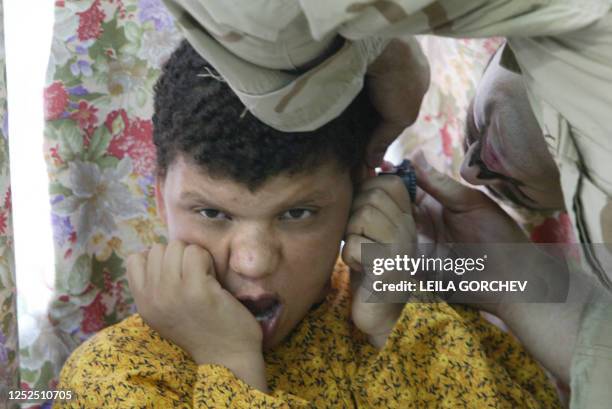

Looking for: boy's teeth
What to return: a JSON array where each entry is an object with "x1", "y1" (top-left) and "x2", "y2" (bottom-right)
[
  {"x1": 255, "y1": 304, "x2": 277, "y2": 322},
  {"x1": 238, "y1": 296, "x2": 280, "y2": 322}
]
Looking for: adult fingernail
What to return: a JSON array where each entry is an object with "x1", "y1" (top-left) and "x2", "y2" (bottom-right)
[{"x1": 412, "y1": 151, "x2": 431, "y2": 171}]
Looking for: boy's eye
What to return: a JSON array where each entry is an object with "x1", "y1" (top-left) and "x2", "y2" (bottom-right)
[
  {"x1": 199, "y1": 209, "x2": 230, "y2": 220},
  {"x1": 280, "y1": 208, "x2": 315, "y2": 220}
]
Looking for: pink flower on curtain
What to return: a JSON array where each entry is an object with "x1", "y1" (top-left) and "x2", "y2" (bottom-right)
[
  {"x1": 104, "y1": 108, "x2": 129, "y2": 136},
  {"x1": 81, "y1": 292, "x2": 107, "y2": 334},
  {"x1": 105, "y1": 109, "x2": 155, "y2": 175},
  {"x1": 440, "y1": 122, "x2": 453, "y2": 159},
  {"x1": 4, "y1": 186, "x2": 11, "y2": 210},
  {"x1": 70, "y1": 100, "x2": 98, "y2": 136},
  {"x1": 44, "y1": 81, "x2": 69, "y2": 120},
  {"x1": 0, "y1": 211, "x2": 7, "y2": 235},
  {"x1": 77, "y1": 0, "x2": 106, "y2": 41},
  {"x1": 50, "y1": 144, "x2": 64, "y2": 166},
  {"x1": 482, "y1": 38, "x2": 503, "y2": 56}
]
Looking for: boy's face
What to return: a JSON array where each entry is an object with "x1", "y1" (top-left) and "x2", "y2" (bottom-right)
[{"x1": 156, "y1": 155, "x2": 354, "y2": 349}]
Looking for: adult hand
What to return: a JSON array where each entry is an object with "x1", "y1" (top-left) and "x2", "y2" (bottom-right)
[
  {"x1": 342, "y1": 175, "x2": 416, "y2": 348},
  {"x1": 366, "y1": 38, "x2": 430, "y2": 167},
  {"x1": 412, "y1": 151, "x2": 527, "y2": 245},
  {"x1": 411, "y1": 153, "x2": 597, "y2": 383},
  {"x1": 411, "y1": 151, "x2": 537, "y2": 314},
  {"x1": 127, "y1": 240, "x2": 268, "y2": 391}
]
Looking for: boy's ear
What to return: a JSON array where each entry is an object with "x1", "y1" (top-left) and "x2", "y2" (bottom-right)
[
  {"x1": 154, "y1": 175, "x2": 167, "y2": 225},
  {"x1": 352, "y1": 163, "x2": 375, "y2": 187}
]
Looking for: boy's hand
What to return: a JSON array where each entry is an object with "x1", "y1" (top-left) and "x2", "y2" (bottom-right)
[
  {"x1": 127, "y1": 240, "x2": 268, "y2": 391},
  {"x1": 342, "y1": 175, "x2": 416, "y2": 349}
]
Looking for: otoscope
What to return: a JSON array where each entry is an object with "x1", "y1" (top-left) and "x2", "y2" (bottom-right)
[{"x1": 378, "y1": 159, "x2": 417, "y2": 202}]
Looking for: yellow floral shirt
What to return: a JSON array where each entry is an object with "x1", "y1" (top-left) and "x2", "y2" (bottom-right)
[{"x1": 55, "y1": 263, "x2": 561, "y2": 408}]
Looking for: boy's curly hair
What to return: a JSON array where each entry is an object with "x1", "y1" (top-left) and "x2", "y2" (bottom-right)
[{"x1": 153, "y1": 40, "x2": 379, "y2": 190}]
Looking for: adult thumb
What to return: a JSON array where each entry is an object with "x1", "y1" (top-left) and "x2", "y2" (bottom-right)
[{"x1": 411, "y1": 151, "x2": 485, "y2": 212}]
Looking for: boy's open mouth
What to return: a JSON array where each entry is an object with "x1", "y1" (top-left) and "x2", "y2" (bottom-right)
[
  {"x1": 240, "y1": 297, "x2": 280, "y2": 321},
  {"x1": 237, "y1": 294, "x2": 283, "y2": 347}
]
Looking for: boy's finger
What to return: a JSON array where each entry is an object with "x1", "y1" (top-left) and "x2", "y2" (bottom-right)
[
  {"x1": 359, "y1": 174, "x2": 412, "y2": 214},
  {"x1": 342, "y1": 234, "x2": 374, "y2": 272},
  {"x1": 351, "y1": 187, "x2": 404, "y2": 228},
  {"x1": 146, "y1": 243, "x2": 165, "y2": 289},
  {"x1": 346, "y1": 204, "x2": 397, "y2": 244},
  {"x1": 161, "y1": 240, "x2": 186, "y2": 290},
  {"x1": 349, "y1": 268, "x2": 368, "y2": 301},
  {"x1": 126, "y1": 252, "x2": 147, "y2": 293},
  {"x1": 182, "y1": 244, "x2": 216, "y2": 288}
]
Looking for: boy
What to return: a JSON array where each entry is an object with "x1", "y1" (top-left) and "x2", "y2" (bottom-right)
[{"x1": 55, "y1": 41, "x2": 561, "y2": 408}]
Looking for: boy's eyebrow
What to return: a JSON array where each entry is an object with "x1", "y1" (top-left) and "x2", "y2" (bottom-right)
[
  {"x1": 178, "y1": 191, "x2": 233, "y2": 211},
  {"x1": 179, "y1": 190, "x2": 215, "y2": 204},
  {"x1": 178, "y1": 188, "x2": 335, "y2": 209},
  {"x1": 286, "y1": 189, "x2": 335, "y2": 205}
]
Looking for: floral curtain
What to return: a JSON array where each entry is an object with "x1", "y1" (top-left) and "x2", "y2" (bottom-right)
[
  {"x1": 18, "y1": 0, "x2": 181, "y2": 399},
  {"x1": 0, "y1": 0, "x2": 19, "y2": 406}
]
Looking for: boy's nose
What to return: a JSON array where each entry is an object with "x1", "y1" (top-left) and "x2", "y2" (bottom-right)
[{"x1": 229, "y1": 227, "x2": 279, "y2": 280}]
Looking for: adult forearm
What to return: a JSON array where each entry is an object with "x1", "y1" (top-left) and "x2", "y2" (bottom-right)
[
  {"x1": 498, "y1": 301, "x2": 583, "y2": 384},
  {"x1": 494, "y1": 249, "x2": 610, "y2": 384},
  {"x1": 479, "y1": 246, "x2": 606, "y2": 383}
]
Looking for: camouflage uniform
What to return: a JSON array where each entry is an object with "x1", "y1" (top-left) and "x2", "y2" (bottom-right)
[{"x1": 162, "y1": 1, "x2": 612, "y2": 407}]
